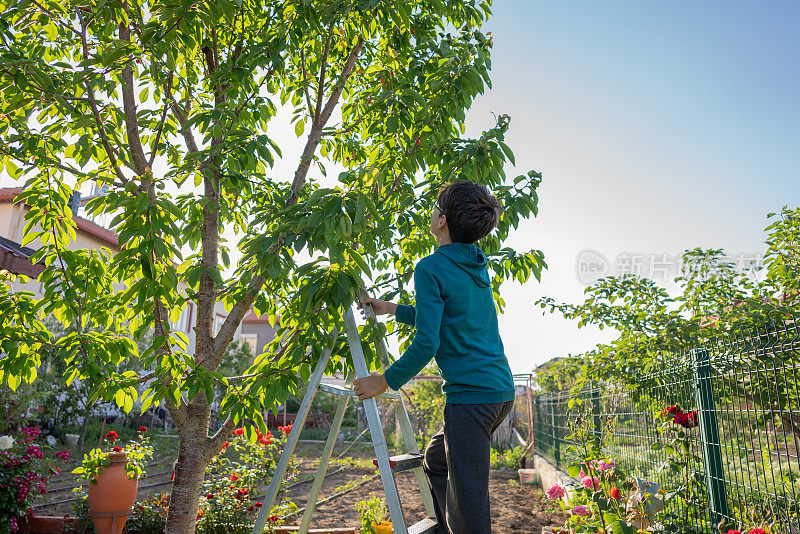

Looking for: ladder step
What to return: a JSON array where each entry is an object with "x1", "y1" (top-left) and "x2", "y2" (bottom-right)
[
  {"x1": 319, "y1": 382, "x2": 401, "y2": 400},
  {"x1": 373, "y1": 453, "x2": 424, "y2": 473},
  {"x1": 408, "y1": 517, "x2": 437, "y2": 534}
]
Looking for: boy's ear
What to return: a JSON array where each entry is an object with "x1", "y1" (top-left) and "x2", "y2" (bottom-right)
[{"x1": 439, "y1": 214, "x2": 448, "y2": 230}]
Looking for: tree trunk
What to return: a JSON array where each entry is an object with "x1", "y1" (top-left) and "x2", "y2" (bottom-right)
[{"x1": 164, "y1": 416, "x2": 211, "y2": 534}]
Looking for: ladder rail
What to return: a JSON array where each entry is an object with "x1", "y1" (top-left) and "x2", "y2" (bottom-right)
[
  {"x1": 343, "y1": 307, "x2": 409, "y2": 534},
  {"x1": 251, "y1": 336, "x2": 337, "y2": 534},
  {"x1": 360, "y1": 297, "x2": 437, "y2": 518},
  {"x1": 296, "y1": 374, "x2": 352, "y2": 534}
]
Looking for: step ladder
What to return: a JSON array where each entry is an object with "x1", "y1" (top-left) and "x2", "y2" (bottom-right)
[{"x1": 251, "y1": 302, "x2": 437, "y2": 534}]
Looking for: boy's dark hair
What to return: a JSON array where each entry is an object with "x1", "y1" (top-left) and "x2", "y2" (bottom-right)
[{"x1": 437, "y1": 181, "x2": 503, "y2": 244}]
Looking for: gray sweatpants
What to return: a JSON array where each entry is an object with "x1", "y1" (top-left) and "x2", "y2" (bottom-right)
[{"x1": 422, "y1": 400, "x2": 514, "y2": 534}]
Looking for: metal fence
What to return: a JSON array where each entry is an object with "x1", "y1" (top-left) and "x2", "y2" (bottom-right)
[{"x1": 533, "y1": 320, "x2": 800, "y2": 532}]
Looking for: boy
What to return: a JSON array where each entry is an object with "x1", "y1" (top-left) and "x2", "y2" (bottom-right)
[{"x1": 353, "y1": 180, "x2": 515, "y2": 534}]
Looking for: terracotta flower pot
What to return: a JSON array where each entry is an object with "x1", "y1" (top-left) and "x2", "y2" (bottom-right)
[{"x1": 87, "y1": 451, "x2": 138, "y2": 534}]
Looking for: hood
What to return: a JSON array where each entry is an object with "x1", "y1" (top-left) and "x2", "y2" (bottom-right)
[{"x1": 435, "y1": 243, "x2": 491, "y2": 288}]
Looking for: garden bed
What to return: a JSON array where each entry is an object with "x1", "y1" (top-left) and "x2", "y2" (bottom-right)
[{"x1": 287, "y1": 445, "x2": 562, "y2": 534}]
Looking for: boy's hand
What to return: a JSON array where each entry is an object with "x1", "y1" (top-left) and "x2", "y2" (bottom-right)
[
  {"x1": 352, "y1": 373, "x2": 389, "y2": 401},
  {"x1": 357, "y1": 297, "x2": 397, "y2": 318}
]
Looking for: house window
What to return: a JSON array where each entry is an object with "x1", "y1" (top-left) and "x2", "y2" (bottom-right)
[
  {"x1": 238, "y1": 334, "x2": 259, "y2": 356},
  {"x1": 174, "y1": 303, "x2": 194, "y2": 334},
  {"x1": 214, "y1": 313, "x2": 226, "y2": 336}
]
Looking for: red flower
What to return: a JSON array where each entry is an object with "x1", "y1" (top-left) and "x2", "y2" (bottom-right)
[
  {"x1": 206, "y1": 493, "x2": 214, "y2": 499},
  {"x1": 727, "y1": 530, "x2": 742, "y2": 534},
  {"x1": 750, "y1": 529, "x2": 767, "y2": 534},
  {"x1": 665, "y1": 405, "x2": 680, "y2": 415},
  {"x1": 248, "y1": 505, "x2": 255, "y2": 512},
  {"x1": 268, "y1": 515, "x2": 278, "y2": 522},
  {"x1": 56, "y1": 451, "x2": 70, "y2": 461},
  {"x1": 220, "y1": 441, "x2": 230, "y2": 450},
  {"x1": 610, "y1": 487, "x2": 622, "y2": 500},
  {"x1": 279, "y1": 425, "x2": 292, "y2": 437},
  {"x1": 674, "y1": 410, "x2": 699, "y2": 429},
  {"x1": 105, "y1": 431, "x2": 118, "y2": 442},
  {"x1": 138, "y1": 426, "x2": 148, "y2": 432},
  {"x1": 112, "y1": 446, "x2": 122, "y2": 452},
  {"x1": 230, "y1": 473, "x2": 239, "y2": 481},
  {"x1": 255, "y1": 502, "x2": 263, "y2": 508},
  {"x1": 232, "y1": 428, "x2": 245, "y2": 436},
  {"x1": 235, "y1": 488, "x2": 249, "y2": 499},
  {"x1": 686, "y1": 410, "x2": 699, "y2": 427}
]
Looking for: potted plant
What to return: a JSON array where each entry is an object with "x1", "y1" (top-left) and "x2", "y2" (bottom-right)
[
  {"x1": 72, "y1": 427, "x2": 153, "y2": 534},
  {"x1": 0, "y1": 426, "x2": 70, "y2": 534},
  {"x1": 356, "y1": 494, "x2": 392, "y2": 534}
]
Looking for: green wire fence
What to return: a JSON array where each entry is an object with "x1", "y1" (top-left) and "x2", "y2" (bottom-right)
[{"x1": 533, "y1": 320, "x2": 800, "y2": 532}]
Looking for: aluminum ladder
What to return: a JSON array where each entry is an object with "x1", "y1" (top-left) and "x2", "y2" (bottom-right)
[{"x1": 251, "y1": 304, "x2": 437, "y2": 534}]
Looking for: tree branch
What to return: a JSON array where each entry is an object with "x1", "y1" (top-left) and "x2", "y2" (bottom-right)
[
  {"x1": 77, "y1": 15, "x2": 129, "y2": 185},
  {"x1": 165, "y1": 77, "x2": 199, "y2": 153},
  {"x1": 287, "y1": 36, "x2": 364, "y2": 206},
  {"x1": 30, "y1": 0, "x2": 81, "y2": 37},
  {"x1": 148, "y1": 74, "x2": 172, "y2": 167},
  {"x1": 208, "y1": 414, "x2": 236, "y2": 453},
  {"x1": 209, "y1": 274, "x2": 267, "y2": 368},
  {"x1": 299, "y1": 49, "x2": 316, "y2": 119},
  {"x1": 119, "y1": 4, "x2": 149, "y2": 175},
  {"x1": 314, "y1": 22, "x2": 336, "y2": 125}
]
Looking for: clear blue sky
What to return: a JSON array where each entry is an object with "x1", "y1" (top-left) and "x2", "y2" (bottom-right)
[{"x1": 464, "y1": 1, "x2": 800, "y2": 373}]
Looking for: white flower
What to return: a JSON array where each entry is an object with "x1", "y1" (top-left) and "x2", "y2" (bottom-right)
[{"x1": 0, "y1": 435, "x2": 14, "y2": 450}]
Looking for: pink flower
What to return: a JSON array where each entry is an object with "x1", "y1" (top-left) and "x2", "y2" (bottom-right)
[
  {"x1": 21, "y1": 427, "x2": 40, "y2": 438},
  {"x1": 597, "y1": 459, "x2": 615, "y2": 471},
  {"x1": 581, "y1": 475, "x2": 600, "y2": 490},
  {"x1": 545, "y1": 484, "x2": 566, "y2": 500},
  {"x1": 571, "y1": 505, "x2": 591, "y2": 516},
  {"x1": 56, "y1": 450, "x2": 70, "y2": 461},
  {"x1": 26, "y1": 445, "x2": 44, "y2": 459}
]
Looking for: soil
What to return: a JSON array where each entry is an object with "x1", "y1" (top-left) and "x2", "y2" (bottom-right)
[{"x1": 285, "y1": 444, "x2": 565, "y2": 534}]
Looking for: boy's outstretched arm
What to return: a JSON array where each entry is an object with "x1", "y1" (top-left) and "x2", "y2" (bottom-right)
[{"x1": 353, "y1": 261, "x2": 444, "y2": 400}]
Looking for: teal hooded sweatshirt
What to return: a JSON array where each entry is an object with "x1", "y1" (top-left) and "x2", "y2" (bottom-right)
[{"x1": 383, "y1": 242, "x2": 516, "y2": 404}]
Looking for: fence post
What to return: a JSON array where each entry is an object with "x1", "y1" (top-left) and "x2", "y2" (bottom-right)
[
  {"x1": 551, "y1": 396, "x2": 560, "y2": 468},
  {"x1": 692, "y1": 347, "x2": 730, "y2": 527},
  {"x1": 590, "y1": 382, "x2": 602, "y2": 439}
]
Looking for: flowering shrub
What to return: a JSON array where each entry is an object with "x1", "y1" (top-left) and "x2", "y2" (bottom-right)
[
  {"x1": 72, "y1": 427, "x2": 153, "y2": 483},
  {"x1": 82, "y1": 426, "x2": 298, "y2": 534},
  {"x1": 544, "y1": 421, "x2": 641, "y2": 534},
  {"x1": 544, "y1": 408, "x2": 776, "y2": 534},
  {"x1": 650, "y1": 404, "x2": 708, "y2": 531},
  {"x1": 126, "y1": 492, "x2": 172, "y2": 534},
  {"x1": 197, "y1": 427, "x2": 298, "y2": 534},
  {"x1": 0, "y1": 427, "x2": 70, "y2": 534}
]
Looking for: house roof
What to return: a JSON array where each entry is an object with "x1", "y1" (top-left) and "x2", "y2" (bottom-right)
[
  {"x1": 0, "y1": 235, "x2": 44, "y2": 277},
  {"x1": 0, "y1": 187, "x2": 118, "y2": 248},
  {"x1": 242, "y1": 307, "x2": 279, "y2": 326}
]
